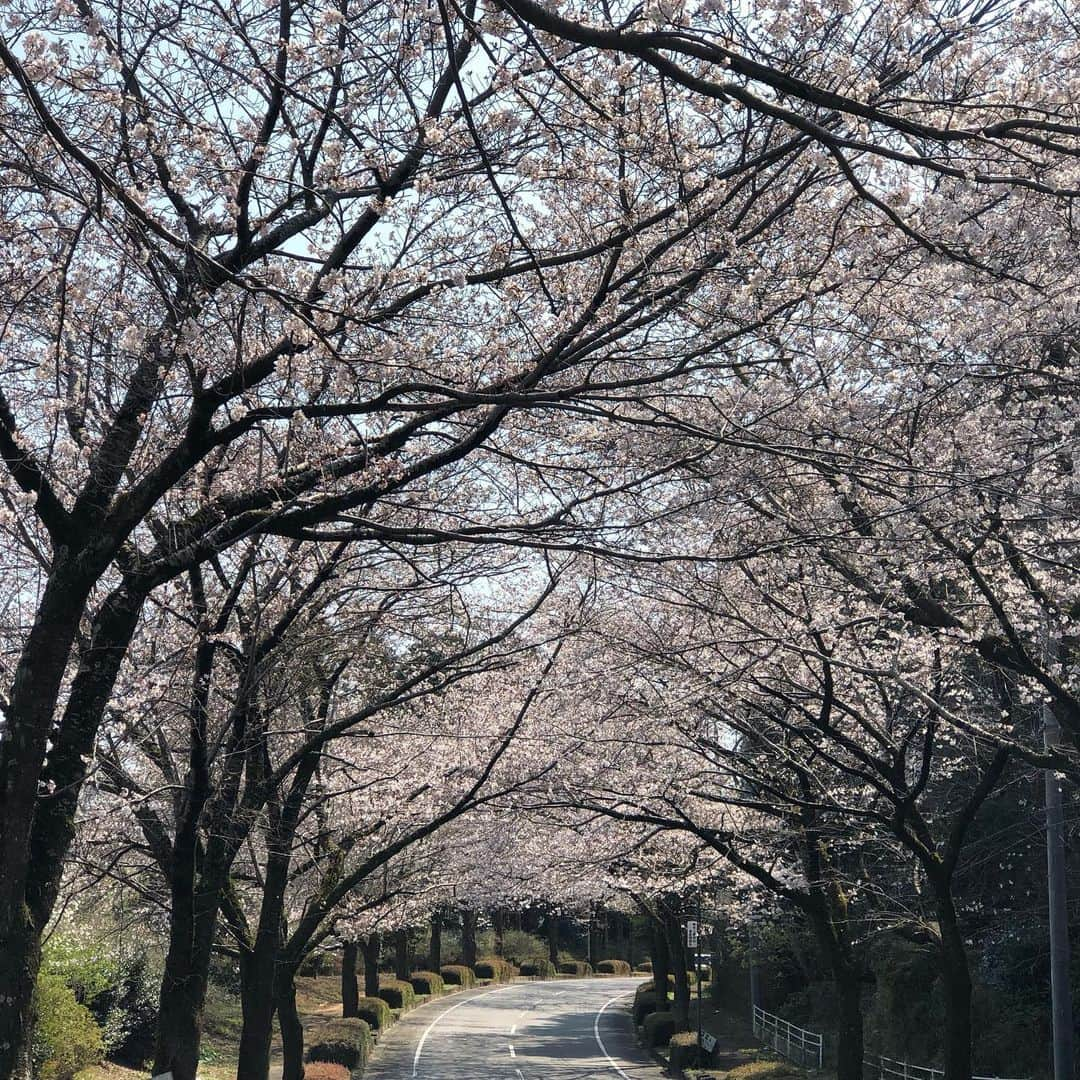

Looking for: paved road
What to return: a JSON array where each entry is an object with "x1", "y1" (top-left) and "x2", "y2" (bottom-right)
[{"x1": 363, "y1": 977, "x2": 666, "y2": 1080}]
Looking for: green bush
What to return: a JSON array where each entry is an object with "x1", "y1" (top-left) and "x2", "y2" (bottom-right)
[
  {"x1": 355, "y1": 995, "x2": 393, "y2": 1030},
  {"x1": 642, "y1": 1009, "x2": 676, "y2": 1047},
  {"x1": 378, "y1": 977, "x2": 416, "y2": 1010},
  {"x1": 440, "y1": 964, "x2": 476, "y2": 987},
  {"x1": 596, "y1": 959, "x2": 632, "y2": 975},
  {"x1": 632, "y1": 990, "x2": 658, "y2": 1025},
  {"x1": 558, "y1": 960, "x2": 593, "y2": 976},
  {"x1": 478, "y1": 930, "x2": 547, "y2": 965},
  {"x1": 96, "y1": 951, "x2": 159, "y2": 1066},
  {"x1": 409, "y1": 970, "x2": 444, "y2": 996},
  {"x1": 32, "y1": 973, "x2": 104, "y2": 1080},
  {"x1": 669, "y1": 1030, "x2": 703, "y2": 1070},
  {"x1": 474, "y1": 956, "x2": 517, "y2": 982},
  {"x1": 519, "y1": 957, "x2": 557, "y2": 978},
  {"x1": 306, "y1": 1017, "x2": 372, "y2": 1070}
]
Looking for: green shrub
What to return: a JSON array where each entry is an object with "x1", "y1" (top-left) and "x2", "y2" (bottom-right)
[
  {"x1": 478, "y1": 930, "x2": 547, "y2": 965},
  {"x1": 632, "y1": 990, "x2": 658, "y2": 1025},
  {"x1": 474, "y1": 956, "x2": 517, "y2": 982},
  {"x1": 558, "y1": 960, "x2": 593, "y2": 976},
  {"x1": 355, "y1": 995, "x2": 393, "y2": 1030},
  {"x1": 96, "y1": 951, "x2": 159, "y2": 1067},
  {"x1": 519, "y1": 957, "x2": 557, "y2": 978},
  {"x1": 32, "y1": 973, "x2": 104, "y2": 1080},
  {"x1": 378, "y1": 977, "x2": 416, "y2": 1009},
  {"x1": 440, "y1": 964, "x2": 476, "y2": 988},
  {"x1": 669, "y1": 1030, "x2": 703, "y2": 1070},
  {"x1": 409, "y1": 970, "x2": 444, "y2": 996},
  {"x1": 642, "y1": 1009, "x2": 676, "y2": 1047},
  {"x1": 306, "y1": 1017, "x2": 372, "y2": 1071},
  {"x1": 596, "y1": 959, "x2": 632, "y2": 975}
]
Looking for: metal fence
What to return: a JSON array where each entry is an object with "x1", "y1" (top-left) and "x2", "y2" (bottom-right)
[
  {"x1": 866, "y1": 1055, "x2": 1027, "y2": 1080},
  {"x1": 752, "y1": 1005, "x2": 824, "y2": 1069}
]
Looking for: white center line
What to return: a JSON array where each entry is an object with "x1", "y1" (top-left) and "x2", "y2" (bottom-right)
[{"x1": 509, "y1": 1043, "x2": 516, "y2": 1058}]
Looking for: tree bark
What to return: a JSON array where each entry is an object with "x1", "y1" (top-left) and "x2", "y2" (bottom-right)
[
  {"x1": 648, "y1": 917, "x2": 670, "y2": 1006},
  {"x1": 546, "y1": 912, "x2": 559, "y2": 965},
  {"x1": 429, "y1": 911, "x2": 442, "y2": 971},
  {"x1": 663, "y1": 908, "x2": 691, "y2": 1032},
  {"x1": 277, "y1": 971, "x2": 305, "y2": 1080},
  {"x1": 935, "y1": 890, "x2": 974, "y2": 1080},
  {"x1": 395, "y1": 928, "x2": 410, "y2": 980},
  {"x1": 342, "y1": 942, "x2": 359, "y2": 1018},
  {"x1": 362, "y1": 933, "x2": 381, "y2": 998},
  {"x1": 494, "y1": 908, "x2": 505, "y2": 958},
  {"x1": 461, "y1": 909, "x2": 477, "y2": 968}
]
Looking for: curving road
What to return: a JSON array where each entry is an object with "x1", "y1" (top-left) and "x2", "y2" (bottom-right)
[{"x1": 363, "y1": 976, "x2": 665, "y2": 1080}]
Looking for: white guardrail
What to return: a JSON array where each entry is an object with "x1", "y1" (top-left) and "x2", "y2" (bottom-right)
[
  {"x1": 752, "y1": 1005, "x2": 824, "y2": 1069},
  {"x1": 867, "y1": 1056, "x2": 1027, "y2": 1080}
]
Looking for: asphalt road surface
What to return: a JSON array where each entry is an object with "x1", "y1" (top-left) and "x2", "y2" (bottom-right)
[{"x1": 363, "y1": 977, "x2": 667, "y2": 1080}]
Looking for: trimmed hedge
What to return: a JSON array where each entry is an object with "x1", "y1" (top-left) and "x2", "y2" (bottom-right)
[
  {"x1": 638, "y1": 960, "x2": 653, "y2": 972},
  {"x1": 669, "y1": 1030, "x2": 703, "y2": 1070},
  {"x1": 558, "y1": 960, "x2": 593, "y2": 976},
  {"x1": 631, "y1": 989, "x2": 658, "y2": 1025},
  {"x1": 306, "y1": 1017, "x2": 373, "y2": 1071},
  {"x1": 409, "y1": 970, "x2": 444, "y2": 996},
  {"x1": 474, "y1": 956, "x2": 517, "y2": 982},
  {"x1": 440, "y1": 964, "x2": 476, "y2": 988},
  {"x1": 519, "y1": 957, "x2": 557, "y2": 978},
  {"x1": 355, "y1": 995, "x2": 393, "y2": 1030},
  {"x1": 643, "y1": 1010, "x2": 677, "y2": 1047},
  {"x1": 596, "y1": 959, "x2": 632, "y2": 975},
  {"x1": 303, "y1": 1065, "x2": 350, "y2": 1080},
  {"x1": 378, "y1": 977, "x2": 416, "y2": 1010}
]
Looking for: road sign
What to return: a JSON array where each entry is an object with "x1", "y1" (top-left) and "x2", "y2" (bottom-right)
[
  {"x1": 685, "y1": 920, "x2": 698, "y2": 948},
  {"x1": 701, "y1": 1032, "x2": 717, "y2": 1054}
]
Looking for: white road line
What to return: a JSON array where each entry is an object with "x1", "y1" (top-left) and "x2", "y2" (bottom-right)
[
  {"x1": 411, "y1": 985, "x2": 518, "y2": 1078},
  {"x1": 594, "y1": 993, "x2": 636, "y2": 1080},
  {"x1": 509, "y1": 1044, "x2": 516, "y2": 1058},
  {"x1": 515, "y1": 1070, "x2": 525, "y2": 1080},
  {"x1": 510, "y1": 1024, "x2": 517, "y2": 1035}
]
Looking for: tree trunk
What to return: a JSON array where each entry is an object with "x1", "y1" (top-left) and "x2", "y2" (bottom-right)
[
  {"x1": 663, "y1": 909, "x2": 691, "y2": 1032},
  {"x1": 936, "y1": 894, "x2": 974, "y2": 1080},
  {"x1": 461, "y1": 910, "x2": 477, "y2": 968},
  {"x1": 395, "y1": 928, "x2": 410, "y2": 981},
  {"x1": 834, "y1": 966, "x2": 864, "y2": 1080},
  {"x1": 235, "y1": 934, "x2": 279, "y2": 1080},
  {"x1": 429, "y1": 911, "x2": 442, "y2": 971},
  {"x1": 277, "y1": 971, "x2": 305, "y2": 1080},
  {"x1": 0, "y1": 571, "x2": 98, "y2": 1080},
  {"x1": 494, "y1": 909, "x2": 505, "y2": 958},
  {"x1": 362, "y1": 933, "x2": 381, "y2": 998},
  {"x1": 342, "y1": 942, "x2": 359, "y2": 1018},
  {"x1": 648, "y1": 917, "x2": 670, "y2": 1005},
  {"x1": 546, "y1": 913, "x2": 559, "y2": 965}
]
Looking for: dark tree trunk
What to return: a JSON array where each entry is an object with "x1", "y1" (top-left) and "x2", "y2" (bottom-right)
[
  {"x1": 363, "y1": 934, "x2": 381, "y2": 998},
  {"x1": 936, "y1": 892, "x2": 974, "y2": 1080},
  {"x1": 342, "y1": 942, "x2": 359, "y2": 1018},
  {"x1": 546, "y1": 913, "x2": 559, "y2": 965},
  {"x1": 277, "y1": 971, "x2": 305, "y2": 1080},
  {"x1": 663, "y1": 909, "x2": 691, "y2": 1032},
  {"x1": 494, "y1": 909, "x2": 505, "y2": 958},
  {"x1": 461, "y1": 910, "x2": 477, "y2": 968},
  {"x1": 429, "y1": 911, "x2": 442, "y2": 971},
  {"x1": 833, "y1": 965, "x2": 864, "y2": 1080},
  {"x1": 395, "y1": 928, "x2": 410, "y2": 980},
  {"x1": 235, "y1": 931, "x2": 280, "y2": 1080},
  {"x1": 0, "y1": 571, "x2": 122, "y2": 1080},
  {"x1": 648, "y1": 917, "x2": 670, "y2": 1004}
]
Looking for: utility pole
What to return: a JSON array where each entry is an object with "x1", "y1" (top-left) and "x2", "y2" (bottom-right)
[{"x1": 1043, "y1": 633, "x2": 1075, "y2": 1080}]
